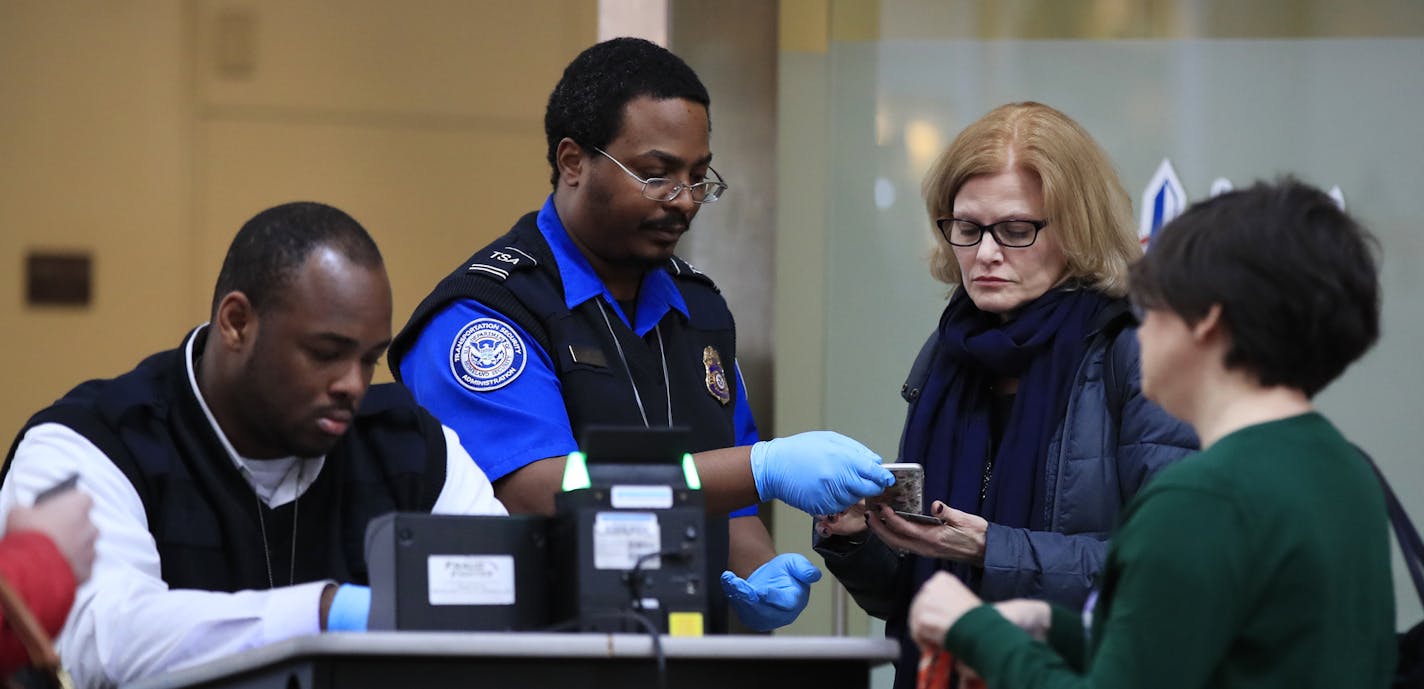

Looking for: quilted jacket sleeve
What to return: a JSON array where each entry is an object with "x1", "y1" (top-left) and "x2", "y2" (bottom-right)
[
  {"x1": 978, "y1": 330, "x2": 1198, "y2": 608},
  {"x1": 813, "y1": 530, "x2": 907, "y2": 620}
]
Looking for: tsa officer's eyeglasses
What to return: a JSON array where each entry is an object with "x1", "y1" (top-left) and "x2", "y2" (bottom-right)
[
  {"x1": 593, "y1": 147, "x2": 728, "y2": 204},
  {"x1": 936, "y1": 218, "x2": 1050, "y2": 248}
]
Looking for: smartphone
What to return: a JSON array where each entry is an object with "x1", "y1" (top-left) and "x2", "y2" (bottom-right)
[
  {"x1": 34, "y1": 474, "x2": 79, "y2": 504},
  {"x1": 867, "y1": 463, "x2": 944, "y2": 525},
  {"x1": 893, "y1": 510, "x2": 945, "y2": 526}
]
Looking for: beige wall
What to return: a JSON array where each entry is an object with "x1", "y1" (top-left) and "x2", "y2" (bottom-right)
[
  {"x1": 0, "y1": 2, "x2": 194, "y2": 450},
  {"x1": 1, "y1": 1, "x2": 596, "y2": 448}
]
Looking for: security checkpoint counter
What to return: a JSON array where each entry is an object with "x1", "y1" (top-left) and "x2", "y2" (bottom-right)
[{"x1": 123, "y1": 632, "x2": 899, "y2": 689}]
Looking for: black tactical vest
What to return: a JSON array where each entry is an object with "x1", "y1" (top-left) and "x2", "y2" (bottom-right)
[
  {"x1": 390, "y1": 212, "x2": 743, "y2": 631},
  {"x1": 2, "y1": 329, "x2": 448, "y2": 591}
]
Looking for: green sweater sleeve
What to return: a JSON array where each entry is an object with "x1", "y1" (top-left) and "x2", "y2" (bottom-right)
[
  {"x1": 945, "y1": 605, "x2": 1081, "y2": 685},
  {"x1": 943, "y1": 485, "x2": 1245, "y2": 689},
  {"x1": 1047, "y1": 604, "x2": 1085, "y2": 670}
]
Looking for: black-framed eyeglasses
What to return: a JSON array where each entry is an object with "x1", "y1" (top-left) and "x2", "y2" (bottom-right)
[
  {"x1": 593, "y1": 147, "x2": 728, "y2": 204},
  {"x1": 936, "y1": 218, "x2": 1050, "y2": 248}
]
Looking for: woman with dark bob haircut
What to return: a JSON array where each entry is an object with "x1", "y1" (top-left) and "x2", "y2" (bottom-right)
[
  {"x1": 909, "y1": 179, "x2": 1397, "y2": 688},
  {"x1": 814, "y1": 102, "x2": 1196, "y2": 688}
]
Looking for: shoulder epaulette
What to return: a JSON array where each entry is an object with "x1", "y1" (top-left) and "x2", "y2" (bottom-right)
[
  {"x1": 464, "y1": 245, "x2": 540, "y2": 283},
  {"x1": 667, "y1": 255, "x2": 719, "y2": 291}
]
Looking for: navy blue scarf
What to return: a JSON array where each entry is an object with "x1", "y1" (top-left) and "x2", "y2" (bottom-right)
[
  {"x1": 902, "y1": 286, "x2": 1109, "y2": 567},
  {"x1": 885, "y1": 286, "x2": 1110, "y2": 689}
]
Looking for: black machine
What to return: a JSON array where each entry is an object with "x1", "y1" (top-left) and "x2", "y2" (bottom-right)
[
  {"x1": 365, "y1": 513, "x2": 550, "y2": 632},
  {"x1": 364, "y1": 427, "x2": 708, "y2": 636},
  {"x1": 550, "y1": 427, "x2": 709, "y2": 635}
]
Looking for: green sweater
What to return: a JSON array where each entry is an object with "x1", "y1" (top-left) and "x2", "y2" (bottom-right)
[{"x1": 946, "y1": 413, "x2": 1396, "y2": 688}]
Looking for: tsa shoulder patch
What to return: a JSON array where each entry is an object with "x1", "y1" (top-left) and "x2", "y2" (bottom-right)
[
  {"x1": 465, "y1": 245, "x2": 538, "y2": 282},
  {"x1": 449, "y1": 318, "x2": 527, "y2": 392}
]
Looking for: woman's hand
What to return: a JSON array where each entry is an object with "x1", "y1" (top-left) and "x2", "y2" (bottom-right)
[
  {"x1": 909, "y1": 571, "x2": 982, "y2": 651},
  {"x1": 866, "y1": 501, "x2": 988, "y2": 565},
  {"x1": 814, "y1": 501, "x2": 869, "y2": 538},
  {"x1": 992, "y1": 599, "x2": 1052, "y2": 641},
  {"x1": 7, "y1": 489, "x2": 97, "y2": 583}
]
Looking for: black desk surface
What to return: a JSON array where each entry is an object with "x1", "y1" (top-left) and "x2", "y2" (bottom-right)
[{"x1": 124, "y1": 632, "x2": 899, "y2": 689}]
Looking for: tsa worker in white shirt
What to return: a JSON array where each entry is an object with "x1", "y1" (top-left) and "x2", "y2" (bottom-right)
[{"x1": 0, "y1": 202, "x2": 506, "y2": 689}]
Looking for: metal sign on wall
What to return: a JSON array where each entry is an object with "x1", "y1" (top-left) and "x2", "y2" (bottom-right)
[{"x1": 1138, "y1": 159, "x2": 1347, "y2": 248}]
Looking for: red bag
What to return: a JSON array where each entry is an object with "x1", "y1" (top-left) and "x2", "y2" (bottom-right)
[
  {"x1": 917, "y1": 648, "x2": 987, "y2": 689},
  {"x1": 917, "y1": 648, "x2": 953, "y2": 689},
  {"x1": 0, "y1": 574, "x2": 71, "y2": 689}
]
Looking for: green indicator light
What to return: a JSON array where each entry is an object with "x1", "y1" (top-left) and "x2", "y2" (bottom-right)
[
  {"x1": 681, "y1": 452, "x2": 702, "y2": 490},
  {"x1": 562, "y1": 451, "x2": 591, "y2": 491}
]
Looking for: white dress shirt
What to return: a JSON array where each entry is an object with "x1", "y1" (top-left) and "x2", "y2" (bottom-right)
[{"x1": 0, "y1": 328, "x2": 506, "y2": 688}]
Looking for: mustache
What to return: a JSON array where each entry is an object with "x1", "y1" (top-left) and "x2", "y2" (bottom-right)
[
  {"x1": 315, "y1": 403, "x2": 356, "y2": 419},
  {"x1": 641, "y1": 214, "x2": 690, "y2": 232}
]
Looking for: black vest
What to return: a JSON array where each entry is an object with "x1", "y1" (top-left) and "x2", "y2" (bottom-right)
[
  {"x1": 391, "y1": 212, "x2": 740, "y2": 446},
  {"x1": 390, "y1": 212, "x2": 742, "y2": 630},
  {"x1": 1, "y1": 329, "x2": 448, "y2": 592}
]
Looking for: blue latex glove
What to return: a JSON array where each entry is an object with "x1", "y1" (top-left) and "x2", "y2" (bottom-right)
[
  {"x1": 720, "y1": 553, "x2": 823, "y2": 631},
  {"x1": 749, "y1": 431, "x2": 894, "y2": 515},
  {"x1": 326, "y1": 584, "x2": 371, "y2": 632}
]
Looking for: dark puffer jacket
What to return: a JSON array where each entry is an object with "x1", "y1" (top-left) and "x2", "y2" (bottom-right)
[{"x1": 816, "y1": 307, "x2": 1197, "y2": 689}]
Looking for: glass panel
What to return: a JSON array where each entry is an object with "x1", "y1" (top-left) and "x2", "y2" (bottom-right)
[{"x1": 819, "y1": 37, "x2": 1424, "y2": 649}]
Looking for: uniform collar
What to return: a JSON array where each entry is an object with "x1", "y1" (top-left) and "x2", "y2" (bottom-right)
[{"x1": 536, "y1": 195, "x2": 689, "y2": 337}]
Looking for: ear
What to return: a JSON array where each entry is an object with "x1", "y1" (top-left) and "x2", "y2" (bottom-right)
[
  {"x1": 1190, "y1": 303, "x2": 1225, "y2": 344},
  {"x1": 213, "y1": 291, "x2": 257, "y2": 351},
  {"x1": 555, "y1": 137, "x2": 587, "y2": 189}
]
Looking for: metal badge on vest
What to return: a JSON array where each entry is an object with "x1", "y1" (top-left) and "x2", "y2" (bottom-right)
[{"x1": 703, "y1": 346, "x2": 730, "y2": 406}]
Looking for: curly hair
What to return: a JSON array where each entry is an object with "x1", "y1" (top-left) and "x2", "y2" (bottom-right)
[{"x1": 544, "y1": 37, "x2": 710, "y2": 187}]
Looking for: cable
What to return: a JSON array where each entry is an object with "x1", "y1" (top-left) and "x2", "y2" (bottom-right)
[
  {"x1": 627, "y1": 549, "x2": 692, "y2": 615},
  {"x1": 535, "y1": 546, "x2": 692, "y2": 686},
  {"x1": 543, "y1": 610, "x2": 667, "y2": 689}
]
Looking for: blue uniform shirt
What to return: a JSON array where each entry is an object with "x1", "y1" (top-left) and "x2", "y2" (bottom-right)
[{"x1": 401, "y1": 197, "x2": 759, "y2": 516}]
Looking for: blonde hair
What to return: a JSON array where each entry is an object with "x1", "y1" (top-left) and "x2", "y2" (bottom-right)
[{"x1": 921, "y1": 102, "x2": 1139, "y2": 297}]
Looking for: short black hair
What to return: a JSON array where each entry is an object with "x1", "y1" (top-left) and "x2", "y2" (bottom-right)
[
  {"x1": 544, "y1": 37, "x2": 710, "y2": 187},
  {"x1": 211, "y1": 202, "x2": 383, "y2": 316},
  {"x1": 1129, "y1": 179, "x2": 1380, "y2": 397}
]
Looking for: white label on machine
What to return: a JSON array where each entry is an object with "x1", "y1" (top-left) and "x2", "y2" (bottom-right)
[
  {"x1": 427, "y1": 554, "x2": 516, "y2": 605},
  {"x1": 610, "y1": 484, "x2": 674, "y2": 509},
  {"x1": 593, "y1": 511, "x2": 662, "y2": 570}
]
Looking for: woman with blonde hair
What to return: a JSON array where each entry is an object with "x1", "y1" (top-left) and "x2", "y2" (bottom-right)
[
  {"x1": 815, "y1": 102, "x2": 1196, "y2": 689},
  {"x1": 909, "y1": 179, "x2": 1395, "y2": 688}
]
